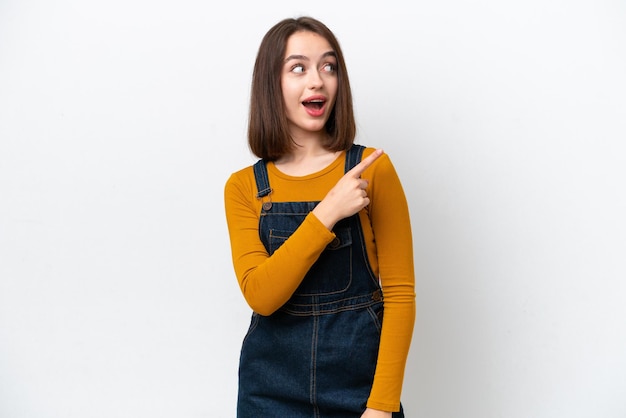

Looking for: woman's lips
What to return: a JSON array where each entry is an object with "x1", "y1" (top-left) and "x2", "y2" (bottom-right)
[{"x1": 302, "y1": 97, "x2": 326, "y2": 117}]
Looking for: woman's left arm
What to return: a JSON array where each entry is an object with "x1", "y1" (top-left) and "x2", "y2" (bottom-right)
[{"x1": 364, "y1": 150, "x2": 416, "y2": 412}]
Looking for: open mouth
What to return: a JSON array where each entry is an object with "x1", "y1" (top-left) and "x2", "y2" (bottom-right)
[{"x1": 302, "y1": 99, "x2": 325, "y2": 110}]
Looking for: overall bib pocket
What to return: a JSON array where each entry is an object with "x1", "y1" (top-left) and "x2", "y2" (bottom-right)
[{"x1": 267, "y1": 225, "x2": 353, "y2": 296}]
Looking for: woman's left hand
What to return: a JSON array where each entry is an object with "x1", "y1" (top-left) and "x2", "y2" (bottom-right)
[{"x1": 361, "y1": 407, "x2": 393, "y2": 418}]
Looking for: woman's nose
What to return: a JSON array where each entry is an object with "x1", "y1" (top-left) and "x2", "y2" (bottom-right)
[{"x1": 307, "y1": 70, "x2": 323, "y2": 89}]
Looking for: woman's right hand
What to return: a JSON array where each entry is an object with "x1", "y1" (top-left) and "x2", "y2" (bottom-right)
[{"x1": 312, "y1": 148, "x2": 384, "y2": 230}]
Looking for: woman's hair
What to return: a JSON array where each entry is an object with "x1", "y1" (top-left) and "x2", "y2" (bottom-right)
[{"x1": 248, "y1": 16, "x2": 356, "y2": 161}]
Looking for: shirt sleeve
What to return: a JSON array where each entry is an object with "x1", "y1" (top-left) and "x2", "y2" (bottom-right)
[
  {"x1": 224, "y1": 170, "x2": 336, "y2": 316},
  {"x1": 363, "y1": 151, "x2": 417, "y2": 412}
]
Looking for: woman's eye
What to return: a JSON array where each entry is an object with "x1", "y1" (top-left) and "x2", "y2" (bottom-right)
[
  {"x1": 291, "y1": 64, "x2": 305, "y2": 74},
  {"x1": 322, "y1": 63, "x2": 336, "y2": 73}
]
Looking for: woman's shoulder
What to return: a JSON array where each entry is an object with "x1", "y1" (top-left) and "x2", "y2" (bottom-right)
[{"x1": 224, "y1": 163, "x2": 258, "y2": 195}]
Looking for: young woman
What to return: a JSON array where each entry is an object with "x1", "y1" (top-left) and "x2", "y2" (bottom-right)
[{"x1": 224, "y1": 16, "x2": 415, "y2": 418}]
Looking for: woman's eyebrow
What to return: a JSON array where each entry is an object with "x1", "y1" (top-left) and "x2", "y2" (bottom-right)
[{"x1": 284, "y1": 51, "x2": 336, "y2": 62}]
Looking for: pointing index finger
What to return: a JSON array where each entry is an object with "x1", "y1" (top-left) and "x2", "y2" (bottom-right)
[{"x1": 348, "y1": 148, "x2": 384, "y2": 178}]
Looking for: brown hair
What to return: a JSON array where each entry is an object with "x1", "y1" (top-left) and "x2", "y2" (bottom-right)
[{"x1": 248, "y1": 16, "x2": 356, "y2": 161}]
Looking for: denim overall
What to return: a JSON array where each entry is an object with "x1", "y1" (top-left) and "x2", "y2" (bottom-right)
[{"x1": 237, "y1": 145, "x2": 404, "y2": 418}]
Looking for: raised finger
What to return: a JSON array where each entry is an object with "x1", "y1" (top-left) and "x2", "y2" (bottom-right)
[{"x1": 347, "y1": 148, "x2": 384, "y2": 178}]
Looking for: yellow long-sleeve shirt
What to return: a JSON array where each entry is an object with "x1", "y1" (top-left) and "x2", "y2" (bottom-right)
[{"x1": 224, "y1": 147, "x2": 416, "y2": 412}]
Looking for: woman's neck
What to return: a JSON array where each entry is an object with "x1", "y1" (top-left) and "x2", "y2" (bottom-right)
[{"x1": 274, "y1": 143, "x2": 342, "y2": 177}]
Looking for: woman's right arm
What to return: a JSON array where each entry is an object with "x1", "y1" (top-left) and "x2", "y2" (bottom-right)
[{"x1": 224, "y1": 172, "x2": 336, "y2": 315}]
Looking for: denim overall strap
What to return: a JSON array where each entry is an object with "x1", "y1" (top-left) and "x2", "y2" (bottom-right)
[
  {"x1": 253, "y1": 159, "x2": 272, "y2": 198},
  {"x1": 344, "y1": 144, "x2": 365, "y2": 173}
]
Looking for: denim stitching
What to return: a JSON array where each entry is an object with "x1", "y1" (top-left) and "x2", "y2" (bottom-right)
[
  {"x1": 311, "y1": 298, "x2": 319, "y2": 417},
  {"x1": 366, "y1": 306, "x2": 383, "y2": 333},
  {"x1": 241, "y1": 313, "x2": 260, "y2": 346}
]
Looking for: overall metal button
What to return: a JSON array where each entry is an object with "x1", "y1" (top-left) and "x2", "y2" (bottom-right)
[{"x1": 262, "y1": 202, "x2": 272, "y2": 210}]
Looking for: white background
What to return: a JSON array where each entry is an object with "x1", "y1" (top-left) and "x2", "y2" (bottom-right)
[{"x1": 1, "y1": 1, "x2": 625, "y2": 417}]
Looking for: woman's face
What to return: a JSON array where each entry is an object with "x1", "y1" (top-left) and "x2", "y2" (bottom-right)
[{"x1": 281, "y1": 31, "x2": 338, "y2": 139}]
